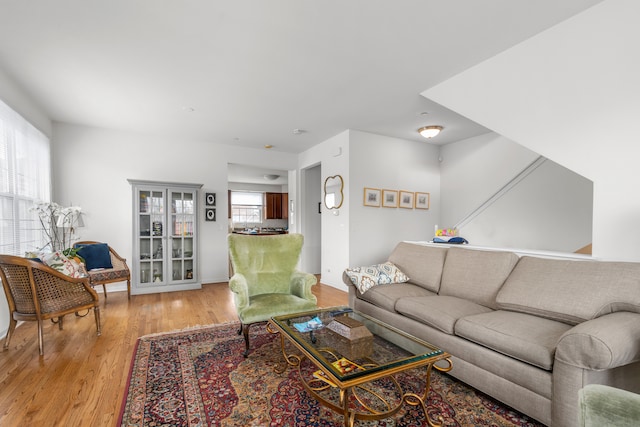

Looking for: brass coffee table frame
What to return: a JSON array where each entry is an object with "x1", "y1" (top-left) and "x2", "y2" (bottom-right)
[{"x1": 268, "y1": 307, "x2": 452, "y2": 427}]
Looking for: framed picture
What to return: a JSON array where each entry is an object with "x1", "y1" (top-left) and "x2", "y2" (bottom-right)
[
  {"x1": 205, "y1": 208, "x2": 216, "y2": 221},
  {"x1": 205, "y1": 193, "x2": 216, "y2": 206},
  {"x1": 415, "y1": 192, "x2": 430, "y2": 210},
  {"x1": 399, "y1": 191, "x2": 414, "y2": 209},
  {"x1": 382, "y1": 190, "x2": 398, "y2": 208},
  {"x1": 363, "y1": 187, "x2": 381, "y2": 207}
]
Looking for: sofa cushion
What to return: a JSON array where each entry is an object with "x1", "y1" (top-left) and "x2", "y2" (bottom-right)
[
  {"x1": 387, "y1": 242, "x2": 447, "y2": 293},
  {"x1": 439, "y1": 248, "x2": 519, "y2": 309},
  {"x1": 455, "y1": 310, "x2": 573, "y2": 370},
  {"x1": 344, "y1": 261, "x2": 409, "y2": 294},
  {"x1": 358, "y1": 283, "x2": 435, "y2": 312},
  {"x1": 396, "y1": 295, "x2": 493, "y2": 334},
  {"x1": 496, "y1": 256, "x2": 640, "y2": 325}
]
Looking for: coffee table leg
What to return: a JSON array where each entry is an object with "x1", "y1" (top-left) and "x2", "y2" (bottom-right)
[
  {"x1": 267, "y1": 321, "x2": 301, "y2": 373},
  {"x1": 339, "y1": 388, "x2": 357, "y2": 427},
  {"x1": 403, "y1": 358, "x2": 453, "y2": 427}
]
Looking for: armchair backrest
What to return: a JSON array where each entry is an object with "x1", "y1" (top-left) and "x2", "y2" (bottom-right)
[
  {"x1": 0, "y1": 254, "x2": 98, "y2": 316},
  {"x1": 228, "y1": 233, "x2": 304, "y2": 296}
]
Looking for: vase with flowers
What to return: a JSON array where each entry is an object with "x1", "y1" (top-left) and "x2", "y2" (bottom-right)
[{"x1": 29, "y1": 202, "x2": 84, "y2": 257}]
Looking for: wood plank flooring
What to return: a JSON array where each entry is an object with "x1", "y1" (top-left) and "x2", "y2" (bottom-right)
[{"x1": 0, "y1": 281, "x2": 348, "y2": 427}]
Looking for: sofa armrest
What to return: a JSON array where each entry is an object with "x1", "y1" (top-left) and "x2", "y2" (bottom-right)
[
  {"x1": 579, "y1": 384, "x2": 640, "y2": 427},
  {"x1": 556, "y1": 312, "x2": 640, "y2": 370},
  {"x1": 289, "y1": 271, "x2": 318, "y2": 303},
  {"x1": 228, "y1": 273, "x2": 249, "y2": 311}
]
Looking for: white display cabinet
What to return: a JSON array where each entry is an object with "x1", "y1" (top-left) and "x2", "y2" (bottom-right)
[{"x1": 128, "y1": 179, "x2": 203, "y2": 295}]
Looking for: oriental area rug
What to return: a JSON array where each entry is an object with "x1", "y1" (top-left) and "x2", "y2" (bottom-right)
[{"x1": 118, "y1": 322, "x2": 544, "y2": 427}]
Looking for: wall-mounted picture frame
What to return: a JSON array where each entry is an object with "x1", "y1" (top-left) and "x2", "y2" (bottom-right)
[
  {"x1": 399, "y1": 191, "x2": 414, "y2": 209},
  {"x1": 205, "y1": 192, "x2": 216, "y2": 206},
  {"x1": 415, "y1": 192, "x2": 430, "y2": 210},
  {"x1": 205, "y1": 208, "x2": 216, "y2": 221},
  {"x1": 382, "y1": 190, "x2": 398, "y2": 208},
  {"x1": 363, "y1": 187, "x2": 381, "y2": 207}
]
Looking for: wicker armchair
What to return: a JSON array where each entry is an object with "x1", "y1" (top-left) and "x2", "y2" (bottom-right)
[
  {"x1": 74, "y1": 241, "x2": 131, "y2": 301},
  {"x1": 0, "y1": 255, "x2": 101, "y2": 355}
]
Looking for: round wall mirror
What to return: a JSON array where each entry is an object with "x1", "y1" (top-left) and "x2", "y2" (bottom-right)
[{"x1": 324, "y1": 175, "x2": 344, "y2": 210}]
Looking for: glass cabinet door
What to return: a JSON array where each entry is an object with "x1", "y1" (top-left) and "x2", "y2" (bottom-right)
[
  {"x1": 138, "y1": 189, "x2": 165, "y2": 285},
  {"x1": 170, "y1": 190, "x2": 195, "y2": 282}
]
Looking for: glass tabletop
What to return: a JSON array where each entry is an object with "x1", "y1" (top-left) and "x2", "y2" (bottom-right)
[{"x1": 271, "y1": 306, "x2": 444, "y2": 384}]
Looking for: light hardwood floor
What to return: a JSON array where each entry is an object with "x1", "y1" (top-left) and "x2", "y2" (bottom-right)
[{"x1": 0, "y1": 280, "x2": 348, "y2": 427}]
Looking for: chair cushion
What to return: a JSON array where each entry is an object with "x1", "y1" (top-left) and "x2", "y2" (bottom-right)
[
  {"x1": 396, "y1": 295, "x2": 493, "y2": 334},
  {"x1": 344, "y1": 261, "x2": 409, "y2": 294},
  {"x1": 237, "y1": 293, "x2": 318, "y2": 324},
  {"x1": 76, "y1": 243, "x2": 113, "y2": 270},
  {"x1": 87, "y1": 268, "x2": 129, "y2": 284},
  {"x1": 455, "y1": 310, "x2": 573, "y2": 370}
]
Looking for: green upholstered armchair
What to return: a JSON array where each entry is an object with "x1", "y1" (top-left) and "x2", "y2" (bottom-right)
[
  {"x1": 579, "y1": 384, "x2": 640, "y2": 427},
  {"x1": 228, "y1": 233, "x2": 318, "y2": 357}
]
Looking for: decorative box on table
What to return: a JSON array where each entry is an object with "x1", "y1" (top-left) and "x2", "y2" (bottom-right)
[{"x1": 326, "y1": 316, "x2": 373, "y2": 360}]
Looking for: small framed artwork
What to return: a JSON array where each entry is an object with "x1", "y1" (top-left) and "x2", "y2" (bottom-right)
[
  {"x1": 205, "y1": 193, "x2": 216, "y2": 206},
  {"x1": 415, "y1": 192, "x2": 430, "y2": 210},
  {"x1": 399, "y1": 191, "x2": 414, "y2": 209},
  {"x1": 363, "y1": 187, "x2": 381, "y2": 207},
  {"x1": 205, "y1": 208, "x2": 216, "y2": 221},
  {"x1": 382, "y1": 190, "x2": 398, "y2": 208}
]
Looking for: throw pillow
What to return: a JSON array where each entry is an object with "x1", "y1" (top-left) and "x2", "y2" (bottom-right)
[
  {"x1": 40, "y1": 251, "x2": 86, "y2": 278},
  {"x1": 76, "y1": 243, "x2": 113, "y2": 271},
  {"x1": 345, "y1": 261, "x2": 409, "y2": 294}
]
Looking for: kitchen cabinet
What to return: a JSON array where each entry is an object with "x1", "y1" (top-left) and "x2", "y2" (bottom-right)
[
  {"x1": 128, "y1": 179, "x2": 203, "y2": 295},
  {"x1": 265, "y1": 192, "x2": 287, "y2": 219}
]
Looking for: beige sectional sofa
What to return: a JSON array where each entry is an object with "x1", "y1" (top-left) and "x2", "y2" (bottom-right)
[{"x1": 343, "y1": 242, "x2": 640, "y2": 427}]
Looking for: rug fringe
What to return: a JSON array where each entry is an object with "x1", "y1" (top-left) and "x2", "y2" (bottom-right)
[{"x1": 138, "y1": 321, "x2": 241, "y2": 339}]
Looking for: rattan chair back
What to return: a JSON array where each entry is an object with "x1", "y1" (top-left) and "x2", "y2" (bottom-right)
[{"x1": 0, "y1": 255, "x2": 101, "y2": 355}]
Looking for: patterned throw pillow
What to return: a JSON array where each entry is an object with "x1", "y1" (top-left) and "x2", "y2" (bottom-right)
[
  {"x1": 344, "y1": 261, "x2": 409, "y2": 294},
  {"x1": 40, "y1": 251, "x2": 86, "y2": 278}
]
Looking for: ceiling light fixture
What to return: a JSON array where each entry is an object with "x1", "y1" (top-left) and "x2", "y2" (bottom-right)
[
  {"x1": 264, "y1": 144, "x2": 273, "y2": 149},
  {"x1": 418, "y1": 125, "x2": 443, "y2": 139},
  {"x1": 264, "y1": 174, "x2": 279, "y2": 181}
]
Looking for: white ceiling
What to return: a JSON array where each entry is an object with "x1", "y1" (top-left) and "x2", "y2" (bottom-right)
[{"x1": 0, "y1": 1, "x2": 602, "y2": 161}]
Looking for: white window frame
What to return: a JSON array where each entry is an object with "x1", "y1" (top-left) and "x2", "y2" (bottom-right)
[{"x1": 230, "y1": 191, "x2": 264, "y2": 226}]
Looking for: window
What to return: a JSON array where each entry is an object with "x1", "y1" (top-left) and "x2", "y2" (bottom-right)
[
  {"x1": 0, "y1": 99, "x2": 51, "y2": 256},
  {"x1": 230, "y1": 191, "x2": 263, "y2": 225}
]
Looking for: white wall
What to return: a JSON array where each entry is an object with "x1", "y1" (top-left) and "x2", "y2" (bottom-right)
[
  {"x1": 439, "y1": 132, "x2": 593, "y2": 252},
  {"x1": 0, "y1": 68, "x2": 51, "y2": 137},
  {"x1": 439, "y1": 132, "x2": 539, "y2": 224},
  {"x1": 423, "y1": 0, "x2": 640, "y2": 261},
  {"x1": 51, "y1": 122, "x2": 299, "y2": 286},
  {"x1": 299, "y1": 131, "x2": 350, "y2": 289},
  {"x1": 299, "y1": 130, "x2": 441, "y2": 290},
  {"x1": 348, "y1": 131, "x2": 441, "y2": 268}
]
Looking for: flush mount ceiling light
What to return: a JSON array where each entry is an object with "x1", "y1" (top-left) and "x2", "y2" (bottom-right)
[
  {"x1": 418, "y1": 125, "x2": 443, "y2": 139},
  {"x1": 264, "y1": 174, "x2": 279, "y2": 181}
]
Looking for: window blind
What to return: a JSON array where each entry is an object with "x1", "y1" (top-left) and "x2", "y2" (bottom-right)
[{"x1": 0, "y1": 99, "x2": 50, "y2": 255}]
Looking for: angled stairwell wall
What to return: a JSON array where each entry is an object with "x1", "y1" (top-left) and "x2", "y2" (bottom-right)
[
  {"x1": 424, "y1": 0, "x2": 640, "y2": 260},
  {"x1": 439, "y1": 133, "x2": 593, "y2": 253}
]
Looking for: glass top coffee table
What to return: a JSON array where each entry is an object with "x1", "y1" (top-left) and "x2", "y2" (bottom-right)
[{"x1": 268, "y1": 306, "x2": 452, "y2": 427}]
